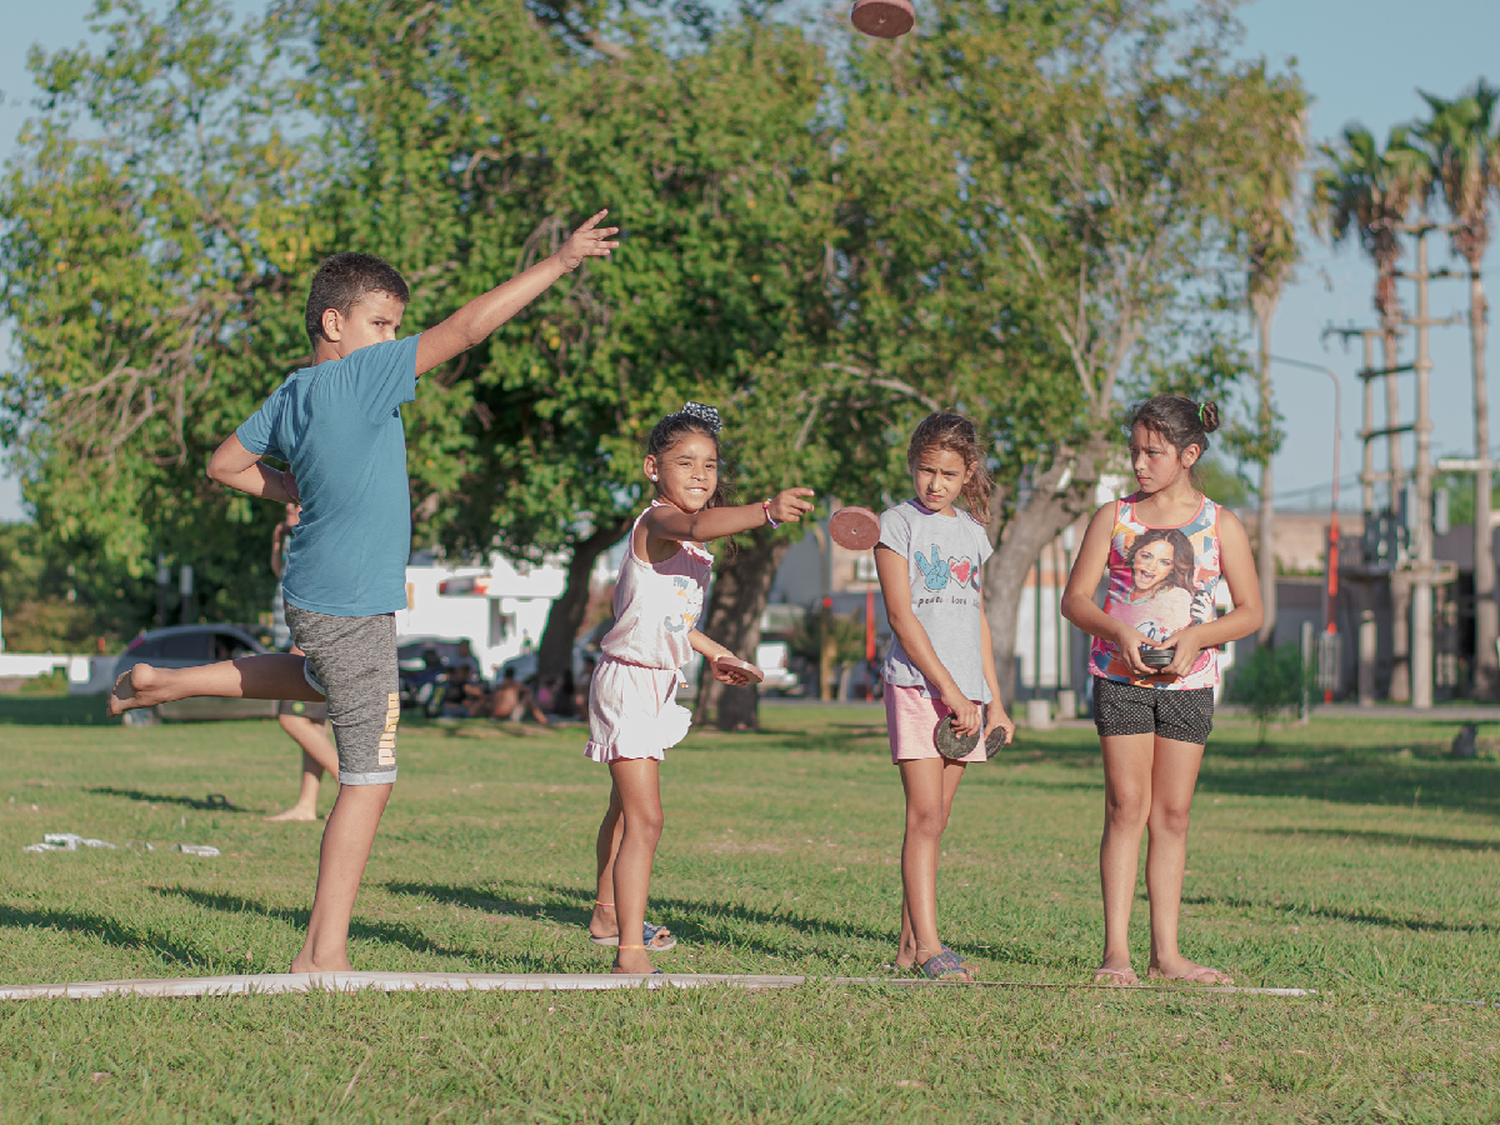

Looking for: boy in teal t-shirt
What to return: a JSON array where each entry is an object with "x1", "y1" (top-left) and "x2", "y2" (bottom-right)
[{"x1": 109, "y1": 211, "x2": 619, "y2": 973}]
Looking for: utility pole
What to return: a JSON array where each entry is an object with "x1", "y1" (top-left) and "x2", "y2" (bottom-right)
[
  {"x1": 1394, "y1": 223, "x2": 1466, "y2": 710},
  {"x1": 1410, "y1": 226, "x2": 1436, "y2": 711}
]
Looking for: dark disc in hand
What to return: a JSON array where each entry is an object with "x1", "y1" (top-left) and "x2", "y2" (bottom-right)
[{"x1": 934, "y1": 713, "x2": 981, "y2": 760}]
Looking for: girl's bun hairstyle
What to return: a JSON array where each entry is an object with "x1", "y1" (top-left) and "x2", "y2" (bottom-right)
[
  {"x1": 1128, "y1": 394, "x2": 1217, "y2": 457},
  {"x1": 908, "y1": 411, "x2": 994, "y2": 523},
  {"x1": 647, "y1": 401, "x2": 729, "y2": 509}
]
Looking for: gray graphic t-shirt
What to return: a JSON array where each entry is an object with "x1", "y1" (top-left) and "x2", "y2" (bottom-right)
[{"x1": 878, "y1": 499, "x2": 993, "y2": 702}]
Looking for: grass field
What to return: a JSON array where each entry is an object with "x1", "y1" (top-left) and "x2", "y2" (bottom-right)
[{"x1": 1, "y1": 695, "x2": 1498, "y2": 1123}]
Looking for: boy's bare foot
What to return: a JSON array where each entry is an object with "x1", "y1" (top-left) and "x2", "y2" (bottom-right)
[
  {"x1": 612, "y1": 945, "x2": 657, "y2": 975},
  {"x1": 290, "y1": 952, "x2": 353, "y2": 974},
  {"x1": 1093, "y1": 965, "x2": 1140, "y2": 986},
  {"x1": 1147, "y1": 960, "x2": 1233, "y2": 985},
  {"x1": 264, "y1": 806, "x2": 320, "y2": 822},
  {"x1": 107, "y1": 665, "x2": 175, "y2": 717}
]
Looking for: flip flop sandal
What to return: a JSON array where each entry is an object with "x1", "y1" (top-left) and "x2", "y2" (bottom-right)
[
  {"x1": 590, "y1": 921, "x2": 677, "y2": 952},
  {"x1": 1093, "y1": 967, "x2": 1140, "y2": 987},
  {"x1": 942, "y1": 944, "x2": 979, "y2": 974},
  {"x1": 916, "y1": 949, "x2": 973, "y2": 981}
]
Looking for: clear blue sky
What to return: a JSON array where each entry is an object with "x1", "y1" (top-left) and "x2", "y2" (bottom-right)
[{"x1": 2, "y1": 0, "x2": 1499, "y2": 521}]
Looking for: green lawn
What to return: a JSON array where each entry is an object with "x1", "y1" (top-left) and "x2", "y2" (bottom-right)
[{"x1": 1, "y1": 697, "x2": 1497, "y2": 1122}]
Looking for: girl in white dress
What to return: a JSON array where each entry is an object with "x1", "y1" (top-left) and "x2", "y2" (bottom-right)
[{"x1": 585, "y1": 403, "x2": 815, "y2": 974}]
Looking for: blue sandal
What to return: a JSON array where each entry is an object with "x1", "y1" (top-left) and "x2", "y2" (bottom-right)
[
  {"x1": 917, "y1": 949, "x2": 974, "y2": 981},
  {"x1": 590, "y1": 920, "x2": 678, "y2": 952}
]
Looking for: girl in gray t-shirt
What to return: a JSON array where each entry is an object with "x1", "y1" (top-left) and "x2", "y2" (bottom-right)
[{"x1": 874, "y1": 412, "x2": 1015, "y2": 982}]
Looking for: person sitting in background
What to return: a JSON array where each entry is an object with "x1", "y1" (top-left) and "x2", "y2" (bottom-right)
[{"x1": 490, "y1": 667, "x2": 549, "y2": 725}]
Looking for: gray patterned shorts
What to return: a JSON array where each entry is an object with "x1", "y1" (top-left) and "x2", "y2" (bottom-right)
[
  {"x1": 1092, "y1": 678, "x2": 1214, "y2": 745},
  {"x1": 284, "y1": 605, "x2": 399, "y2": 786}
]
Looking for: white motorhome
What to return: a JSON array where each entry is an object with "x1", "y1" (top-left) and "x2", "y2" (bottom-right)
[{"x1": 397, "y1": 554, "x2": 567, "y2": 679}]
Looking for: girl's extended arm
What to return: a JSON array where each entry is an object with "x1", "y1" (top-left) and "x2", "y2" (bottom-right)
[
  {"x1": 414, "y1": 211, "x2": 619, "y2": 378},
  {"x1": 976, "y1": 593, "x2": 1016, "y2": 745},
  {"x1": 208, "y1": 435, "x2": 299, "y2": 505},
  {"x1": 1060, "y1": 503, "x2": 1155, "y2": 679},
  {"x1": 875, "y1": 544, "x2": 983, "y2": 736},
  {"x1": 1154, "y1": 509, "x2": 1263, "y2": 677},
  {"x1": 688, "y1": 630, "x2": 754, "y2": 686},
  {"x1": 644, "y1": 489, "x2": 815, "y2": 544}
]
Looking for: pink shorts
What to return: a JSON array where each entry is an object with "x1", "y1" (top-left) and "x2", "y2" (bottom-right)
[{"x1": 884, "y1": 683, "x2": 987, "y2": 764}]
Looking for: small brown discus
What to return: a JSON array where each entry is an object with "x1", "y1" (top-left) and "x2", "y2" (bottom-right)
[
  {"x1": 829, "y1": 506, "x2": 881, "y2": 551},
  {"x1": 935, "y1": 714, "x2": 1011, "y2": 760},
  {"x1": 716, "y1": 654, "x2": 764, "y2": 684},
  {"x1": 851, "y1": 0, "x2": 915, "y2": 38}
]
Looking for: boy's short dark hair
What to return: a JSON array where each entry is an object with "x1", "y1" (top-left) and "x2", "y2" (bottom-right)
[{"x1": 305, "y1": 252, "x2": 411, "y2": 345}]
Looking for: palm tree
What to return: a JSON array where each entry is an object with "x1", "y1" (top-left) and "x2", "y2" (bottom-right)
[
  {"x1": 1416, "y1": 82, "x2": 1500, "y2": 698},
  {"x1": 1313, "y1": 125, "x2": 1428, "y2": 699}
]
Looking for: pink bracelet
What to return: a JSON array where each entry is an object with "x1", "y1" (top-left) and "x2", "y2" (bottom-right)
[{"x1": 763, "y1": 499, "x2": 780, "y2": 529}]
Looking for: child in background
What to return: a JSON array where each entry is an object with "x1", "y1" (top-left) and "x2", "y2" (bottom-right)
[
  {"x1": 109, "y1": 211, "x2": 619, "y2": 972},
  {"x1": 1061, "y1": 394, "x2": 1262, "y2": 986},
  {"x1": 584, "y1": 403, "x2": 815, "y2": 975},
  {"x1": 875, "y1": 412, "x2": 1014, "y2": 982},
  {"x1": 265, "y1": 502, "x2": 339, "y2": 823}
]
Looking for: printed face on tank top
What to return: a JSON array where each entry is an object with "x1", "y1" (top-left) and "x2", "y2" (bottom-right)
[
  {"x1": 663, "y1": 573, "x2": 703, "y2": 636},
  {"x1": 1091, "y1": 496, "x2": 1222, "y2": 690}
]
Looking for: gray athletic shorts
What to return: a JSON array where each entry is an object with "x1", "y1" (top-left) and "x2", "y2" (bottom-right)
[
  {"x1": 1092, "y1": 678, "x2": 1214, "y2": 746},
  {"x1": 284, "y1": 605, "x2": 399, "y2": 786}
]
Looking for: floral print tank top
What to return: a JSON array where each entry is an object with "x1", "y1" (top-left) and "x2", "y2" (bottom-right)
[{"x1": 1089, "y1": 495, "x2": 1222, "y2": 691}]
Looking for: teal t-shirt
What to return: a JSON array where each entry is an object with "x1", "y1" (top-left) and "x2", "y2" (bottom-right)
[{"x1": 236, "y1": 335, "x2": 420, "y2": 617}]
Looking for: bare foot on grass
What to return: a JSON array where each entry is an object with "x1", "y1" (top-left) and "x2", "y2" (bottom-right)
[
  {"x1": 611, "y1": 947, "x2": 657, "y2": 975},
  {"x1": 290, "y1": 952, "x2": 353, "y2": 974},
  {"x1": 1147, "y1": 960, "x2": 1233, "y2": 985},
  {"x1": 264, "y1": 806, "x2": 320, "y2": 823},
  {"x1": 107, "y1": 665, "x2": 176, "y2": 717}
]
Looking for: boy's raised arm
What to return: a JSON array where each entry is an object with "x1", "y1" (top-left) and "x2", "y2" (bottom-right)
[{"x1": 414, "y1": 210, "x2": 619, "y2": 378}]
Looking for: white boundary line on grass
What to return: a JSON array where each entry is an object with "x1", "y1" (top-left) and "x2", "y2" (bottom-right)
[{"x1": 0, "y1": 971, "x2": 1316, "y2": 1000}]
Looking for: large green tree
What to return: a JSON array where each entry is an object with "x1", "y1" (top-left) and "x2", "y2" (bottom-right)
[
  {"x1": 0, "y1": 0, "x2": 317, "y2": 633},
  {"x1": 834, "y1": 0, "x2": 1305, "y2": 696}
]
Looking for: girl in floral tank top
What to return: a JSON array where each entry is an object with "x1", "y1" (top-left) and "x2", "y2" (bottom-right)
[
  {"x1": 583, "y1": 403, "x2": 815, "y2": 976},
  {"x1": 1062, "y1": 394, "x2": 1263, "y2": 989}
]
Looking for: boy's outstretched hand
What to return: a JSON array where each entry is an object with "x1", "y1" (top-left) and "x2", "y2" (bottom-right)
[{"x1": 556, "y1": 210, "x2": 621, "y2": 273}]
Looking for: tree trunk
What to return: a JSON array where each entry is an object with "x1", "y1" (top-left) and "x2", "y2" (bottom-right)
[
  {"x1": 535, "y1": 519, "x2": 631, "y2": 685},
  {"x1": 984, "y1": 451, "x2": 1103, "y2": 707},
  {"x1": 1469, "y1": 261, "x2": 1497, "y2": 698},
  {"x1": 1255, "y1": 303, "x2": 1277, "y2": 646},
  {"x1": 694, "y1": 531, "x2": 792, "y2": 731}
]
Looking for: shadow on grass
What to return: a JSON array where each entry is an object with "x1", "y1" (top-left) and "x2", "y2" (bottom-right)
[
  {"x1": 1252, "y1": 826, "x2": 1500, "y2": 853},
  {"x1": 1194, "y1": 759, "x2": 1500, "y2": 816},
  {"x1": 0, "y1": 904, "x2": 204, "y2": 967},
  {"x1": 148, "y1": 886, "x2": 551, "y2": 966},
  {"x1": 383, "y1": 879, "x2": 1085, "y2": 968},
  {"x1": 86, "y1": 787, "x2": 251, "y2": 813},
  {"x1": 0, "y1": 693, "x2": 112, "y2": 726},
  {"x1": 1181, "y1": 894, "x2": 1495, "y2": 934}
]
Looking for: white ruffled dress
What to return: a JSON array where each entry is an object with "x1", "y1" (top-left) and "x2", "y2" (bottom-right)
[{"x1": 584, "y1": 503, "x2": 713, "y2": 762}]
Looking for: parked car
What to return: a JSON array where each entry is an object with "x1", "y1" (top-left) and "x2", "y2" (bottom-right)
[
  {"x1": 396, "y1": 636, "x2": 476, "y2": 716},
  {"x1": 112, "y1": 625, "x2": 277, "y2": 726},
  {"x1": 754, "y1": 641, "x2": 803, "y2": 695}
]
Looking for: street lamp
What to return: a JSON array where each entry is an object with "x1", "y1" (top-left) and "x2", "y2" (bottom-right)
[{"x1": 1269, "y1": 355, "x2": 1341, "y2": 701}]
